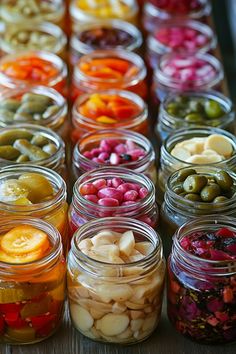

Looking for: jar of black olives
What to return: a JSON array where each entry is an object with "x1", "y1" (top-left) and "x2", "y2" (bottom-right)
[
  {"x1": 157, "y1": 91, "x2": 235, "y2": 142},
  {"x1": 160, "y1": 166, "x2": 236, "y2": 254}
]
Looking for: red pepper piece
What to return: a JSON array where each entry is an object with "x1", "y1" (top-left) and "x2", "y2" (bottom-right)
[
  {"x1": 5, "y1": 312, "x2": 27, "y2": 329},
  {"x1": 31, "y1": 313, "x2": 57, "y2": 330},
  {"x1": 111, "y1": 105, "x2": 138, "y2": 119},
  {"x1": 0, "y1": 303, "x2": 23, "y2": 314},
  {"x1": 215, "y1": 228, "x2": 235, "y2": 238}
]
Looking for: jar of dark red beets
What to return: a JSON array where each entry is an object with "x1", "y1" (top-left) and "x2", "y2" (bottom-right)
[{"x1": 168, "y1": 215, "x2": 236, "y2": 344}]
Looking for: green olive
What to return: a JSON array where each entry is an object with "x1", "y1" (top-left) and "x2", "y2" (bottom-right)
[
  {"x1": 172, "y1": 185, "x2": 184, "y2": 194},
  {"x1": 185, "y1": 113, "x2": 203, "y2": 123},
  {"x1": 176, "y1": 168, "x2": 197, "y2": 182},
  {"x1": 188, "y1": 100, "x2": 204, "y2": 113},
  {"x1": 183, "y1": 175, "x2": 208, "y2": 193},
  {"x1": 166, "y1": 103, "x2": 179, "y2": 116},
  {"x1": 204, "y1": 100, "x2": 225, "y2": 119},
  {"x1": 184, "y1": 193, "x2": 202, "y2": 202},
  {"x1": 215, "y1": 171, "x2": 233, "y2": 191},
  {"x1": 213, "y1": 196, "x2": 229, "y2": 203},
  {"x1": 200, "y1": 183, "x2": 221, "y2": 202},
  {"x1": 0, "y1": 99, "x2": 21, "y2": 112}
]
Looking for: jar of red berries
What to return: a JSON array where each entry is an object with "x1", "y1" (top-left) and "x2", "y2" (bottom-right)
[{"x1": 168, "y1": 215, "x2": 236, "y2": 344}]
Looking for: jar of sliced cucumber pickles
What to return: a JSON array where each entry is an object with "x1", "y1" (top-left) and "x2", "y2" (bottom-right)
[{"x1": 67, "y1": 217, "x2": 166, "y2": 344}]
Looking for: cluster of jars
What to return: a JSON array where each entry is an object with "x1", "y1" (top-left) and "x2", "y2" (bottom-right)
[{"x1": 0, "y1": 0, "x2": 235, "y2": 348}]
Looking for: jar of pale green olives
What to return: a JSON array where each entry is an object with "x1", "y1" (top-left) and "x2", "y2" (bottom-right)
[
  {"x1": 156, "y1": 91, "x2": 234, "y2": 142},
  {"x1": 158, "y1": 127, "x2": 236, "y2": 193},
  {"x1": 160, "y1": 166, "x2": 236, "y2": 253}
]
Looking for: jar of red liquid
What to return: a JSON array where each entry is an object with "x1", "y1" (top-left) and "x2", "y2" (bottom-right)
[
  {"x1": 168, "y1": 215, "x2": 236, "y2": 344},
  {"x1": 143, "y1": 0, "x2": 211, "y2": 33},
  {"x1": 72, "y1": 129, "x2": 157, "y2": 184},
  {"x1": 69, "y1": 166, "x2": 158, "y2": 236},
  {"x1": 0, "y1": 216, "x2": 66, "y2": 344},
  {"x1": 153, "y1": 53, "x2": 224, "y2": 102},
  {"x1": 0, "y1": 51, "x2": 67, "y2": 97},
  {"x1": 71, "y1": 90, "x2": 148, "y2": 142},
  {"x1": 147, "y1": 19, "x2": 216, "y2": 70},
  {"x1": 71, "y1": 50, "x2": 147, "y2": 101},
  {"x1": 70, "y1": 19, "x2": 142, "y2": 65}
]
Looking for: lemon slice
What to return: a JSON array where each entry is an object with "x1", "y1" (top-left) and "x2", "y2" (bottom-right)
[{"x1": 0, "y1": 179, "x2": 29, "y2": 203}]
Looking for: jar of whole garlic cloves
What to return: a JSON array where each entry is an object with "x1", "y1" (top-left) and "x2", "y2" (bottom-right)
[{"x1": 67, "y1": 217, "x2": 166, "y2": 344}]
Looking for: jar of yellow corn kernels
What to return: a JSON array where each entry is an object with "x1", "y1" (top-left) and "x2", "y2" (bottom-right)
[{"x1": 67, "y1": 217, "x2": 165, "y2": 344}]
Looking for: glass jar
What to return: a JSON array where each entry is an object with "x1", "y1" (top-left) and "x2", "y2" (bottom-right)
[
  {"x1": 71, "y1": 90, "x2": 148, "y2": 142},
  {"x1": 0, "y1": 164, "x2": 69, "y2": 251},
  {"x1": 70, "y1": 0, "x2": 139, "y2": 31},
  {"x1": 158, "y1": 127, "x2": 236, "y2": 192},
  {"x1": 67, "y1": 217, "x2": 166, "y2": 344},
  {"x1": 0, "y1": 51, "x2": 68, "y2": 97},
  {"x1": 167, "y1": 215, "x2": 236, "y2": 344},
  {"x1": 0, "y1": 124, "x2": 65, "y2": 174},
  {"x1": 0, "y1": 216, "x2": 66, "y2": 344},
  {"x1": 160, "y1": 166, "x2": 236, "y2": 253},
  {"x1": 72, "y1": 129, "x2": 157, "y2": 184},
  {"x1": 1, "y1": 22, "x2": 67, "y2": 59},
  {"x1": 71, "y1": 49, "x2": 147, "y2": 102},
  {"x1": 143, "y1": 0, "x2": 211, "y2": 33},
  {"x1": 70, "y1": 19, "x2": 142, "y2": 65},
  {"x1": 0, "y1": 86, "x2": 68, "y2": 139},
  {"x1": 157, "y1": 91, "x2": 235, "y2": 143},
  {"x1": 69, "y1": 166, "x2": 158, "y2": 236},
  {"x1": 153, "y1": 53, "x2": 224, "y2": 102},
  {"x1": 0, "y1": 0, "x2": 66, "y2": 29},
  {"x1": 147, "y1": 19, "x2": 216, "y2": 70}
]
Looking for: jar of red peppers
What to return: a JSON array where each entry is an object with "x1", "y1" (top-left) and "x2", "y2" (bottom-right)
[
  {"x1": 71, "y1": 50, "x2": 147, "y2": 101},
  {"x1": 0, "y1": 216, "x2": 66, "y2": 344},
  {"x1": 70, "y1": 0, "x2": 139, "y2": 31},
  {"x1": 147, "y1": 19, "x2": 216, "y2": 70},
  {"x1": 71, "y1": 90, "x2": 148, "y2": 142},
  {"x1": 0, "y1": 164, "x2": 69, "y2": 252},
  {"x1": 67, "y1": 217, "x2": 165, "y2": 344},
  {"x1": 143, "y1": 0, "x2": 211, "y2": 33},
  {"x1": 72, "y1": 129, "x2": 157, "y2": 184},
  {"x1": 157, "y1": 91, "x2": 235, "y2": 142},
  {"x1": 168, "y1": 215, "x2": 236, "y2": 344},
  {"x1": 0, "y1": 51, "x2": 67, "y2": 97},
  {"x1": 153, "y1": 53, "x2": 224, "y2": 102},
  {"x1": 69, "y1": 166, "x2": 158, "y2": 236},
  {"x1": 70, "y1": 19, "x2": 142, "y2": 65}
]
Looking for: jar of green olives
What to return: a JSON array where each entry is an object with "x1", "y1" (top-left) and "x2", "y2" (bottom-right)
[
  {"x1": 1, "y1": 22, "x2": 67, "y2": 59},
  {"x1": 158, "y1": 127, "x2": 236, "y2": 193},
  {"x1": 0, "y1": 124, "x2": 65, "y2": 174},
  {"x1": 0, "y1": 86, "x2": 68, "y2": 139},
  {"x1": 160, "y1": 166, "x2": 236, "y2": 254},
  {"x1": 157, "y1": 91, "x2": 235, "y2": 142}
]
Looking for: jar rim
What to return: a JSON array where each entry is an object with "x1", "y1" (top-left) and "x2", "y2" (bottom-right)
[
  {"x1": 70, "y1": 216, "x2": 162, "y2": 275},
  {"x1": 72, "y1": 89, "x2": 147, "y2": 129},
  {"x1": 70, "y1": 19, "x2": 142, "y2": 56},
  {"x1": 0, "y1": 50, "x2": 67, "y2": 88},
  {"x1": 0, "y1": 216, "x2": 62, "y2": 275},
  {"x1": 0, "y1": 85, "x2": 68, "y2": 129},
  {"x1": 172, "y1": 215, "x2": 236, "y2": 275},
  {"x1": 0, "y1": 164, "x2": 67, "y2": 214},
  {"x1": 73, "y1": 128, "x2": 155, "y2": 172},
  {"x1": 154, "y1": 52, "x2": 223, "y2": 90},
  {"x1": 74, "y1": 49, "x2": 146, "y2": 86}
]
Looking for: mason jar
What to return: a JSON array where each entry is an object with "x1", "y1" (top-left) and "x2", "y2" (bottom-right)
[
  {"x1": 157, "y1": 91, "x2": 235, "y2": 143},
  {"x1": 72, "y1": 129, "x2": 157, "y2": 184},
  {"x1": 71, "y1": 49, "x2": 147, "y2": 101},
  {"x1": 0, "y1": 216, "x2": 66, "y2": 344},
  {"x1": 67, "y1": 217, "x2": 166, "y2": 344},
  {"x1": 1, "y1": 22, "x2": 67, "y2": 59},
  {"x1": 0, "y1": 164, "x2": 69, "y2": 251},
  {"x1": 142, "y1": 0, "x2": 211, "y2": 33},
  {"x1": 0, "y1": 86, "x2": 68, "y2": 139},
  {"x1": 70, "y1": 19, "x2": 142, "y2": 65},
  {"x1": 69, "y1": 166, "x2": 158, "y2": 237},
  {"x1": 0, "y1": 51, "x2": 68, "y2": 97},
  {"x1": 71, "y1": 89, "x2": 148, "y2": 142},
  {"x1": 160, "y1": 166, "x2": 236, "y2": 254},
  {"x1": 158, "y1": 127, "x2": 236, "y2": 193},
  {"x1": 0, "y1": 124, "x2": 65, "y2": 174},
  {"x1": 168, "y1": 215, "x2": 236, "y2": 344}
]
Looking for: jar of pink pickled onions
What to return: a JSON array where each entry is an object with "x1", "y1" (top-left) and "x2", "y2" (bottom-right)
[
  {"x1": 168, "y1": 215, "x2": 236, "y2": 344},
  {"x1": 147, "y1": 20, "x2": 216, "y2": 70},
  {"x1": 68, "y1": 166, "x2": 158, "y2": 236},
  {"x1": 153, "y1": 53, "x2": 224, "y2": 102}
]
